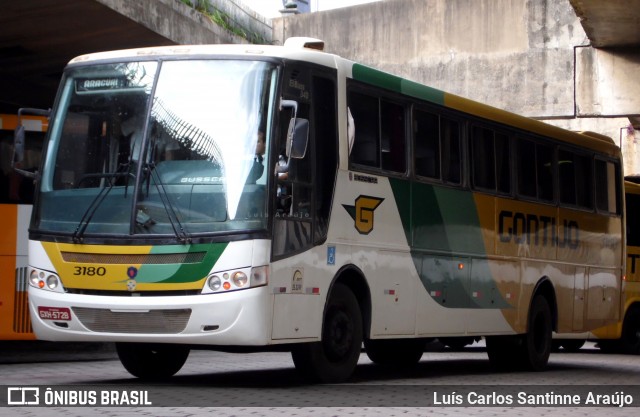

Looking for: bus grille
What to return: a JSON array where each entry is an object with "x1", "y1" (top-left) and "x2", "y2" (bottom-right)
[
  {"x1": 60, "y1": 252, "x2": 205, "y2": 265},
  {"x1": 71, "y1": 307, "x2": 191, "y2": 334},
  {"x1": 14, "y1": 267, "x2": 32, "y2": 334}
]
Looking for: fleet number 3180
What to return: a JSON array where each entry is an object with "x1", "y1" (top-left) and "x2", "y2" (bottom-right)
[{"x1": 73, "y1": 266, "x2": 106, "y2": 276}]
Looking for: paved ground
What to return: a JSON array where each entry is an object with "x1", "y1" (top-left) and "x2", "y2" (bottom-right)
[{"x1": 1, "y1": 341, "x2": 639, "y2": 416}]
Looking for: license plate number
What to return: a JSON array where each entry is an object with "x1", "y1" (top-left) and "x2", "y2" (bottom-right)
[{"x1": 38, "y1": 307, "x2": 71, "y2": 321}]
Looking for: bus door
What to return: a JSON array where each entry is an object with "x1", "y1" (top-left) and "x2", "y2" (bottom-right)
[{"x1": 271, "y1": 65, "x2": 338, "y2": 340}]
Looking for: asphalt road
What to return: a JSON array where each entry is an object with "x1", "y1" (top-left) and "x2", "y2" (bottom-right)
[{"x1": 1, "y1": 340, "x2": 639, "y2": 416}]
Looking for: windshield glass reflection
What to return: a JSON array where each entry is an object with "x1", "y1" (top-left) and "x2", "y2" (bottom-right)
[{"x1": 35, "y1": 60, "x2": 277, "y2": 238}]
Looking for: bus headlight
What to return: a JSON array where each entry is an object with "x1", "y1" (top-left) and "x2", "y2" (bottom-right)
[
  {"x1": 232, "y1": 271, "x2": 248, "y2": 288},
  {"x1": 202, "y1": 266, "x2": 268, "y2": 294},
  {"x1": 208, "y1": 275, "x2": 222, "y2": 291},
  {"x1": 29, "y1": 270, "x2": 42, "y2": 287},
  {"x1": 28, "y1": 268, "x2": 65, "y2": 293},
  {"x1": 46, "y1": 275, "x2": 59, "y2": 290}
]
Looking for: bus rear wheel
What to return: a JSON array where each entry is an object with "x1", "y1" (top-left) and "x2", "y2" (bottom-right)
[
  {"x1": 620, "y1": 306, "x2": 640, "y2": 354},
  {"x1": 487, "y1": 295, "x2": 552, "y2": 371},
  {"x1": 291, "y1": 283, "x2": 363, "y2": 383},
  {"x1": 116, "y1": 342, "x2": 190, "y2": 379},
  {"x1": 525, "y1": 295, "x2": 552, "y2": 369}
]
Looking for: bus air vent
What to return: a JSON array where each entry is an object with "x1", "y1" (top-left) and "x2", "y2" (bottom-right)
[
  {"x1": 61, "y1": 252, "x2": 205, "y2": 265},
  {"x1": 72, "y1": 307, "x2": 191, "y2": 334}
]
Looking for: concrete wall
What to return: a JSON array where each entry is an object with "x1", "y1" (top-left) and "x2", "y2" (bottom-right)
[
  {"x1": 273, "y1": 0, "x2": 640, "y2": 174},
  {"x1": 97, "y1": 0, "x2": 272, "y2": 46}
]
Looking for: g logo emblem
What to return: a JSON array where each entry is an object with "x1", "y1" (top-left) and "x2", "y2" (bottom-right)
[{"x1": 343, "y1": 195, "x2": 384, "y2": 235}]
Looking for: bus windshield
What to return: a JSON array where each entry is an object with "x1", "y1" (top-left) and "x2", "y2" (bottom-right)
[{"x1": 35, "y1": 59, "x2": 277, "y2": 239}]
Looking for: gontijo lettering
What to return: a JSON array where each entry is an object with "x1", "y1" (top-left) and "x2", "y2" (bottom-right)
[{"x1": 498, "y1": 210, "x2": 579, "y2": 249}]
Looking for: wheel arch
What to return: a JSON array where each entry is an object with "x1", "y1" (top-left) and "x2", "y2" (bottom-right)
[
  {"x1": 329, "y1": 264, "x2": 372, "y2": 339},
  {"x1": 531, "y1": 276, "x2": 558, "y2": 332}
]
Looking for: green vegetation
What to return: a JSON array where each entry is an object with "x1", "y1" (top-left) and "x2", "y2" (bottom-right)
[{"x1": 179, "y1": 0, "x2": 270, "y2": 44}]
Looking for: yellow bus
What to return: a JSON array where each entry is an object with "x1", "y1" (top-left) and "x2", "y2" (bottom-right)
[
  {"x1": 20, "y1": 38, "x2": 624, "y2": 381},
  {"x1": 0, "y1": 113, "x2": 46, "y2": 340},
  {"x1": 553, "y1": 180, "x2": 640, "y2": 354}
]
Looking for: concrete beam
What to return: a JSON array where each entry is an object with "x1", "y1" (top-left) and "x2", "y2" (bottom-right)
[
  {"x1": 576, "y1": 47, "x2": 640, "y2": 117},
  {"x1": 570, "y1": 0, "x2": 640, "y2": 47},
  {"x1": 96, "y1": 0, "x2": 246, "y2": 45}
]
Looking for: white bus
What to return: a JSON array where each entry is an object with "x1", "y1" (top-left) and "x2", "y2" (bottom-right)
[{"x1": 22, "y1": 38, "x2": 624, "y2": 382}]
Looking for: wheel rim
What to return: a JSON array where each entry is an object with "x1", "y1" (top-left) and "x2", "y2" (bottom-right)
[{"x1": 324, "y1": 308, "x2": 354, "y2": 361}]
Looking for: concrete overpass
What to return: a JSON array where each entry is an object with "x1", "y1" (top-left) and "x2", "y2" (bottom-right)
[
  {"x1": 1, "y1": 0, "x2": 638, "y2": 170},
  {"x1": 570, "y1": 0, "x2": 640, "y2": 47},
  {"x1": 273, "y1": 0, "x2": 640, "y2": 173},
  {"x1": 0, "y1": 0, "x2": 270, "y2": 114}
]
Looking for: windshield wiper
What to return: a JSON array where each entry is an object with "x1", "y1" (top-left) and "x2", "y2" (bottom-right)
[
  {"x1": 139, "y1": 161, "x2": 191, "y2": 244},
  {"x1": 72, "y1": 163, "x2": 134, "y2": 243}
]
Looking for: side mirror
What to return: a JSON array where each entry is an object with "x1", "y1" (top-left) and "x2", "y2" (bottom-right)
[
  {"x1": 286, "y1": 118, "x2": 309, "y2": 159},
  {"x1": 12, "y1": 107, "x2": 50, "y2": 179},
  {"x1": 13, "y1": 124, "x2": 25, "y2": 166}
]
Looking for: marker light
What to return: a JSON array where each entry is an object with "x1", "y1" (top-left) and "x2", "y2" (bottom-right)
[
  {"x1": 38, "y1": 280, "x2": 45, "y2": 289},
  {"x1": 251, "y1": 266, "x2": 269, "y2": 287}
]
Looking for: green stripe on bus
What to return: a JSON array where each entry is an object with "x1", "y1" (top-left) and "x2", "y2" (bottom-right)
[
  {"x1": 390, "y1": 179, "x2": 486, "y2": 253},
  {"x1": 352, "y1": 64, "x2": 445, "y2": 105},
  {"x1": 389, "y1": 179, "x2": 510, "y2": 309},
  {"x1": 137, "y1": 242, "x2": 228, "y2": 284}
]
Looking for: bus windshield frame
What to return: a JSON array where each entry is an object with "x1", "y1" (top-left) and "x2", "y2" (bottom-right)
[{"x1": 33, "y1": 58, "x2": 280, "y2": 242}]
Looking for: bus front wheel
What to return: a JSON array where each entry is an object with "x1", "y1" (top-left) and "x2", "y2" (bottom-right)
[
  {"x1": 291, "y1": 283, "x2": 363, "y2": 383},
  {"x1": 116, "y1": 342, "x2": 190, "y2": 379}
]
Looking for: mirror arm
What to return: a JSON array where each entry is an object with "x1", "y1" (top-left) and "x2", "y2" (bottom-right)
[
  {"x1": 279, "y1": 99, "x2": 298, "y2": 119},
  {"x1": 13, "y1": 167, "x2": 37, "y2": 179},
  {"x1": 18, "y1": 108, "x2": 51, "y2": 118}
]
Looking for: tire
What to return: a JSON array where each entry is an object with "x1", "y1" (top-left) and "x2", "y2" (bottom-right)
[
  {"x1": 291, "y1": 283, "x2": 363, "y2": 383},
  {"x1": 521, "y1": 295, "x2": 552, "y2": 370},
  {"x1": 116, "y1": 343, "x2": 190, "y2": 379},
  {"x1": 364, "y1": 338, "x2": 425, "y2": 366},
  {"x1": 487, "y1": 295, "x2": 552, "y2": 371},
  {"x1": 619, "y1": 306, "x2": 640, "y2": 354}
]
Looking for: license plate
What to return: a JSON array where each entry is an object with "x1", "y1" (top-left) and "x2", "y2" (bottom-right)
[{"x1": 38, "y1": 307, "x2": 71, "y2": 321}]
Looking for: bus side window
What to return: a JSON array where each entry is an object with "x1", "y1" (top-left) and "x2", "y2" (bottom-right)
[
  {"x1": 380, "y1": 99, "x2": 406, "y2": 173},
  {"x1": 414, "y1": 109, "x2": 440, "y2": 179},
  {"x1": 441, "y1": 118, "x2": 461, "y2": 184},
  {"x1": 349, "y1": 91, "x2": 379, "y2": 168}
]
